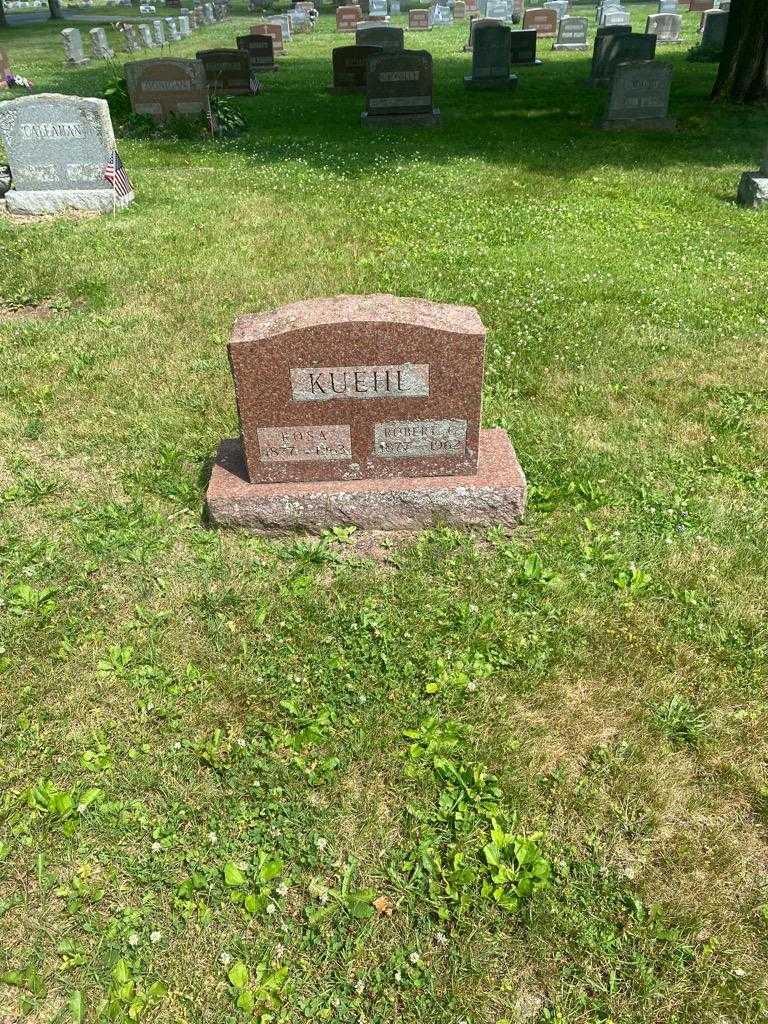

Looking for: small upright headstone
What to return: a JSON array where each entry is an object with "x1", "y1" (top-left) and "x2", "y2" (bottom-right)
[
  {"x1": 329, "y1": 43, "x2": 383, "y2": 92},
  {"x1": 543, "y1": 0, "x2": 568, "y2": 21},
  {"x1": 336, "y1": 4, "x2": 362, "y2": 31},
  {"x1": 196, "y1": 48, "x2": 255, "y2": 94},
  {"x1": 522, "y1": 7, "x2": 557, "y2": 36},
  {"x1": 178, "y1": 14, "x2": 192, "y2": 35},
  {"x1": 122, "y1": 24, "x2": 143, "y2": 53},
  {"x1": 509, "y1": 28, "x2": 541, "y2": 64},
  {"x1": 252, "y1": 22, "x2": 285, "y2": 54},
  {"x1": 125, "y1": 57, "x2": 211, "y2": 121},
  {"x1": 553, "y1": 16, "x2": 588, "y2": 50},
  {"x1": 363, "y1": 49, "x2": 439, "y2": 126},
  {"x1": 390, "y1": 0, "x2": 400, "y2": 11},
  {"x1": 269, "y1": 14, "x2": 292, "y2": 41},
  {"x1": 700, "y1": 9, "x2": 728, "y2": 50},
  {"x1": 465, "y1": 21, "x2": 516, "y2": 89},
  {"x1": 432, "y1": 3, "x2": 453, "y2": 25},
  {"x1": 152, "y1": 18, "x2": 166, "y2": 45},
  {"x1": 645, "y1": 13, "x2": 682, "y2": 42},
  {"x1": 138, "y1": 23, "x2": 157, "y2": 48},
  {"x1": 0, "y1": 93, "x2": 134, "y2": 215},
  {"x1": 598, "y1": 59, "x2": 675, "y2": 130},
  {"x1": 203, "y1": 2, "x2": 215, "y2": 23},
  {"x1": 408, "y1": 8, "x2": 431, "y2": 29},
  {"x1": 688, "y1": 0, "x2": 710, "y2": 10},
  {"x1": 237, "y1": 34, "x2": 277, "y2": 72},
  {"x1": 657, "y1": 0, "x2": 677, "y2": 8},
  {"x1": 454, "y1": 1, "x2": 466, "y2": 17},
  {"x1": 0, "y1": 48, "x2": 11, "y2": 86},
  {"x1": 89, "y1": 27, "x2": 115, "y2": 60},
  {"x1": 61, "y1": 28, "x2": 89, "y2": 65},
  {"x1": 466, "y1": 16, "x2": 502, "y2": 50},
  {"x1": 165, "y1": 17, "x2": 182, "y2": 41},
  {"x1": 602, "y1": 8, "x2": 630, "y2": 26},
  {"x1": 356, "y1": 23, "x2": 403, "y2": 49},
  {"x1": 587, "y1": 24, "x2": 631, "y2": 84},
  {"x1": 737, "y1": 144, "x2": 768, "y2": 210}
]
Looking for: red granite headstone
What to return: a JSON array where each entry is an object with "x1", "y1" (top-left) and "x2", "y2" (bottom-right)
[
  {"x1": 251, "y1": 22, "x2": 284, "y2": 53},
  {"x1": 336, "y1": 4, "x2": 363, "y2": 31},
  {"x1": 688, "y1": 0, "x2": 710, "y2": 10},
  {"x1": 408, "y1": 8, "x2": 431, "y2": 29},
  {"x1": 206, "y1": 295, "x2": 526, "y2": 532},
  {"x1": 124, "y1": 58, "x2": 211, "y2": 122},
  {"x1": 522, "y1": 6, "x2": 558, "y2": 35}
]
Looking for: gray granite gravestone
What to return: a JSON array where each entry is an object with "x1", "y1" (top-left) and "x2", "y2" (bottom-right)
[
  {"x1": 152, "y1": 19, "x2": 166, "y2": 46},
  {"x1": 645, "y1": 13, "x2": 682, "y2": 42},
  {"x1": 89, "y1": 27, "x2": 115, "y2": 60},
  {"x1": 509, "y1": 28, "x2": 541, "y2": 64},
  {"x1": 432, "y1": 3, "x2": 453, "y2": 25},
  {"x1": 553, "y1": 16, "x2": 588, "y2": 50},
  {"x1": 454, "y1": 1, "x2": 466, "y2": 17},
  {"x1": 165, "y1": 17, "x2": 182, "y2": 42},
  {"x1": 356, "y1": 24, "x2": 403, "y2": 50},
  {"x1": 598, "y1": 59, "x2": 675, "y2": 130},
  {"x1": 465, "y1": 22, "x2": 517, "y2": 88},
  {"x1": 701, "y1": 9, "x2": 728, "y2": 50},
  {"x1": 62, "y1": 28, "x2": 89, "y2": 65},
  {"x1": 178, "y1": 15, "x2": 191, "y2": 35},
  {"x1": 602, "y1": 8, "x2": 630, "y2": 26},
  {"x1": 544, "y1": 0, "x2": 568, "y2": 21},
  {"x1": 329, "y1": 44, "x2": 383, "y2": 92},
  {"x1": 121, "y1": 24, "x2": 143, "y2": 53},
  {"x1": 737, "y1": 145, "x2": 768, "y2": 210},
  {"x1": 363, "y1": 49, "x2": 439, "y2": 126},
  {"x1": 0, "y1": 93, "x2": 134, "y2": 214},
  {"x1": 197, "y1": 48, "x2": 254, "y2": 94},
  {"x1": 486, "y1": 0, "x2": 512, "y2": 18},
  {"x1": 125, "y1": 57, "x2": 210, "y2": 121},
  {"x1": 138, "y1": 23, "x2": 157, "y2": 48},
  {"x1": 237, "y1": 34, "x2": 277, "y2": 72},
  {"x1": 657, "y1": 0, "x2": 677, "y2": 10}
]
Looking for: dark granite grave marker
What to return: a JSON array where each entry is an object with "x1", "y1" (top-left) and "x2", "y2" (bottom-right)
[
  {"x1": 237, "y1": 33, "x2": 277, "y2": 72},
  {"x1": 197, "y1": 48, "x2": 255, "y2": 95},
  {"x1": 465, "y1": 22, "x2": 517, "y2": 89},
  {"x1": 329, "y1": 44, "x2": 383, "y2": 92},
  {"x1": 363, "y1": 49, "x2": 439, "y2": 126},
  {"x1": 509, "y1": 28, "x2": 541, "y2": 64},
  {"x1": 587, "y1": 24, "x2": 631, "y2": 84}
]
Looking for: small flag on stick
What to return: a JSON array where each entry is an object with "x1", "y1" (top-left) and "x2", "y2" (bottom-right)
[{"x1": 103, "y1": 150, "x2": 133, "y2": 201}]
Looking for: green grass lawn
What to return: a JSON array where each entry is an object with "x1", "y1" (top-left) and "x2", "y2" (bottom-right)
[{"x1": 1, "y1": 5, "x2": 768, "y2": 1022}]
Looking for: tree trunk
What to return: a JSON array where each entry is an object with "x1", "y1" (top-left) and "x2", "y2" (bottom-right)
[
  {"x1": 0, "y1": 0, "x2": 7, "y2": 28},
  {"x1": 711, "y1": 0, "x2": 768, "y2": 103},
  {"x1": 48, "y1": 0, "x2": 63, "y2": 18}
]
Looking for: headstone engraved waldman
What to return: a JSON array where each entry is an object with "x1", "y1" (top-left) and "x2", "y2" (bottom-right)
[
  {"x1": 206, "y1": 295, "x2": 527, "y2": 532},
  {"x1": 598, "y1": 59, "x2": 676, "y2": 130},
  {"x1": 329, "y1": 44, "x2": 383, "y2": 93},
  {"x1": 363, "y1": 49, "x2": 439, "y2": 127},
  {"x1": 465, "y1": 22, "x2": 517, "y2": 90},
  {"x1": 125, "y1": 58, "x2": 210, "y2": 122},
  {"x1": 0, "y1": 93, "x2": 134, "y2": 215}
]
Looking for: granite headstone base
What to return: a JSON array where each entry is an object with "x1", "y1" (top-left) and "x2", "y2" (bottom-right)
[
  {"x1": 464, "y1": 73, "x2": 518, "y2": 89},
  {"x1": 5, "y1": 189, "x2": 134, "y2": 215},
  {"x1": 737, "y1": 172, "x2": 768, "y2": 210},
  {"x1": 361, "y1": 107, "x2": 440, "y2": 126},
  {"x1": 597, "y1": 114, "x2": 676, "y2": 131},
  {"x1": 206, "y1": 428, "x2": 526, "y2": 533}
]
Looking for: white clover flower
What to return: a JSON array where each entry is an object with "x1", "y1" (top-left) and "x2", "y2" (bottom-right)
[
  {"x1": 354, "y1": 979, "x2": 365, "y2": 995},
  {"x1": 266, "y1": 902, "x2": 277, "y2": 915},
  {"x1": 276, "y1": 882, "x2": 288, "y2": 897},
  {"x1": 236, "y1": 738, "x2": 246, "y2": 748},
  {"x1": 394, "y1": 970, "x2": 402, "y2": 983},
  {"x1": 76, "y1": 803, "x2": 88, "y2": 815},
  {"x1": 435, "y1": 931, "x2": 448, "y2": 946},
  {"x1": 128, "y1": 933, "x2": 140, "y2": 947},
  {"x1": 408, "y1": 951, "x2": 420, "y2": 965},
  {"x1": 151, "y1": 841, "x2": 162, "y2": 854},
  {"x1": 274, "y1": 944, "x2": 285, "y2": 959},
  {"x1": 318, "y1": 890, "x2": 329, "y2": 905},
  {"x1": 173, "y1": 741, "x2": 181, "y2": 750},
  {"x1": 220, "y1": 952, "x2": 232, "y2": 967},
  {"x1": 208, "y1": 832, "x2": 218, "y2": 844},
  {"x1": 150, "y1": 931, "x2": 162, "y2": 944},
  {"x1": 315, "y1": 837, "x2": 327, "y2": 851}
]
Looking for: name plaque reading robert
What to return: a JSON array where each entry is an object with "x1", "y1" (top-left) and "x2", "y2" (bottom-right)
[
  {"x1": 257, "y1": 425, "x2": 352, "y2": 462},
  {"x1": 374, "y1": 419, "x2": 468, "y2": 458},
  {"x1": 291, "y1": 363, "x2": 429, "y2": 401}
]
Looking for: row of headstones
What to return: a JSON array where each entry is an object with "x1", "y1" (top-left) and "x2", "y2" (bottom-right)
[{"x1": 59, "y1": 3, "x2": 225, "y2": 66}]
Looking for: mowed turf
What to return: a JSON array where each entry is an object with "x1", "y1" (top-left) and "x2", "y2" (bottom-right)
[{"x1": 1, "y1": 5, "x2": 767, "y2": 1023}]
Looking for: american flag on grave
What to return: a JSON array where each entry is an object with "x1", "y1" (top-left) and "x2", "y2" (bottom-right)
[{"x1": 103, "y1": 150, "x2": 133, "y2": 198}]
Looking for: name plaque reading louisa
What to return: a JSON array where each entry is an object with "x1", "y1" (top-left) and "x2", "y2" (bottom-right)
[{"x1": 206, "y1": 295, "x2": 527, "y2": 533}]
